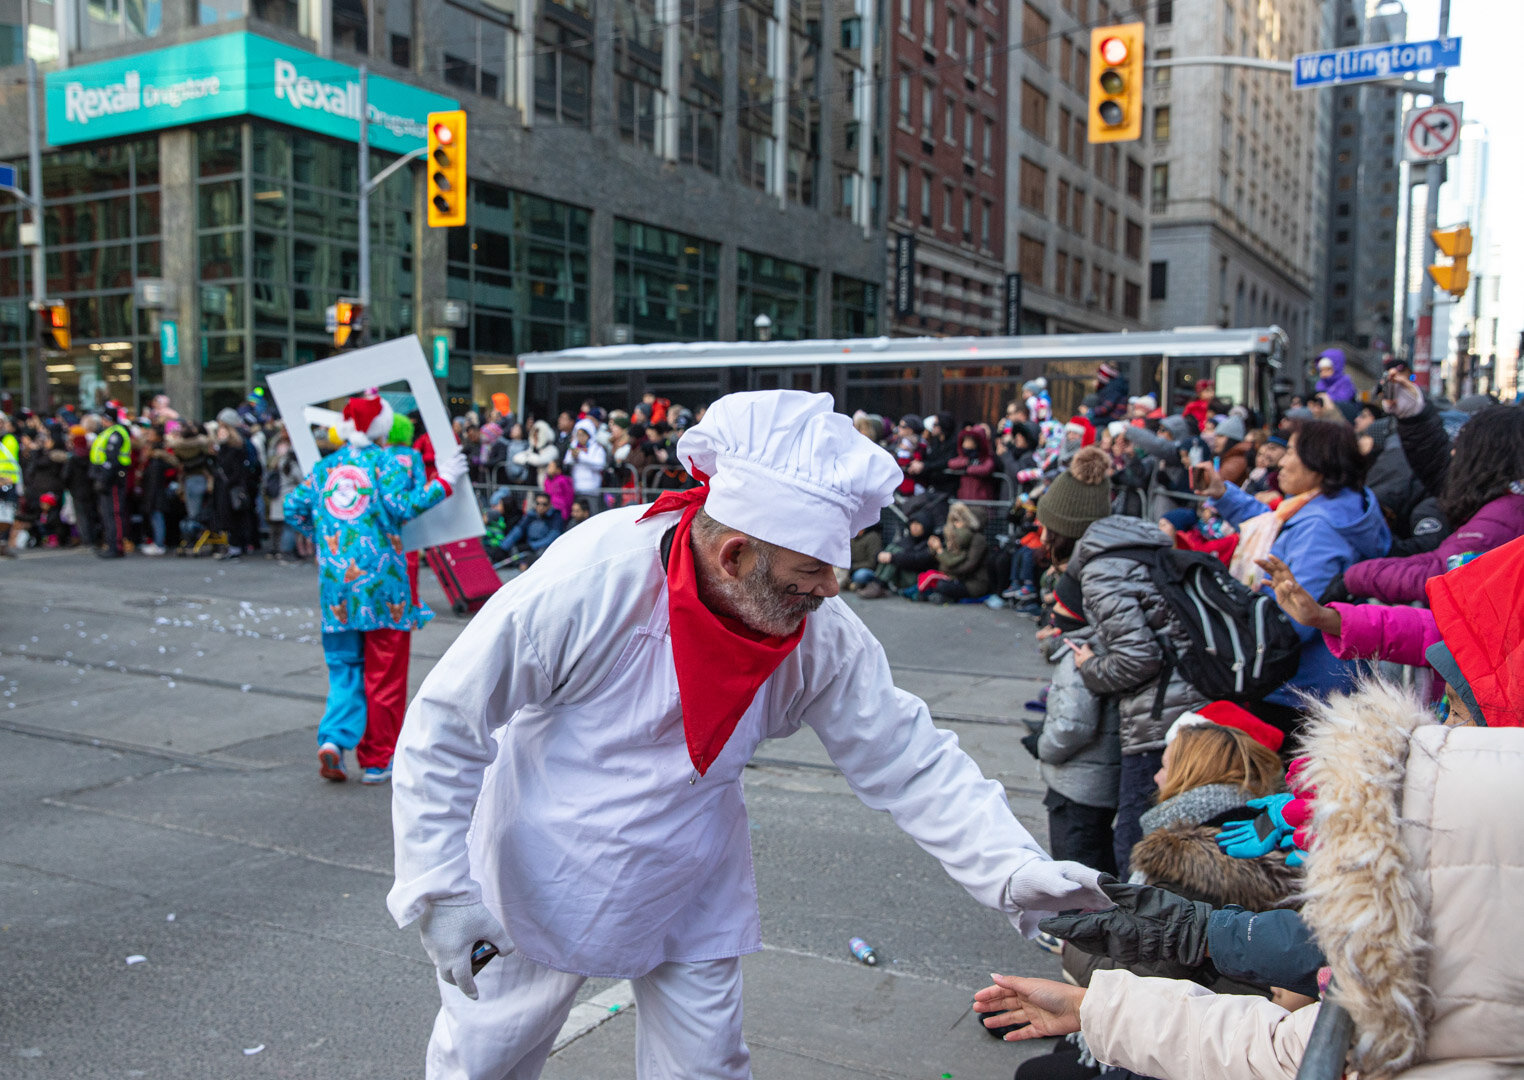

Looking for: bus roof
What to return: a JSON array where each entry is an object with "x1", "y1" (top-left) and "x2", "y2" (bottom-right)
[{"x1": 519, "y1": 326, "x2": 1286, "y2": 374}]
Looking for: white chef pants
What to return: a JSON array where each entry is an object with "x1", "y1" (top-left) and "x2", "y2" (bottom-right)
[{"x1": 425, "y1": 949, "x2": 751, "y2": 1080}]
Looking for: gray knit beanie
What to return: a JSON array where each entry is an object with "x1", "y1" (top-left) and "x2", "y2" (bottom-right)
[{"x1": 1036, "y1": 447, "x2": 1113, "y2": 540}]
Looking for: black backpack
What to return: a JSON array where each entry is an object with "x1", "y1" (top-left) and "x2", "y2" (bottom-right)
[{"x1": 1077, "y1": 545, "x2": 1303, "y2": 707}]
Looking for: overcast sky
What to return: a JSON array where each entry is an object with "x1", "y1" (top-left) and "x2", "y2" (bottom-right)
[{"x1": 1400, "y1": 0, "x2": 1520, "y2": 362}]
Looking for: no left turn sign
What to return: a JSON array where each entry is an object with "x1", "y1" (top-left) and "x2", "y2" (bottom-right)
[{"x1": 1403, "y1": 103, "x2": 1463, "y2": 163}]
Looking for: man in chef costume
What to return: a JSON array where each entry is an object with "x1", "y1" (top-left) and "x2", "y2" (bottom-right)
[{"x1": 388, "y1": 390, "x2": 1109, "y2": 1079}]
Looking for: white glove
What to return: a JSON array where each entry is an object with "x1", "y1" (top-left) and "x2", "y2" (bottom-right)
[
  {"x1": 1003, "y1": 859, "x2": 1114, "y2": 936},
  {"x1": 436, "y1": 448, "x2": 469, "y2": 491},
  {"x1": 416, "y1": 898, "x2": 513, "y2": 1000},
  {"x1": 1382, "y1": 377, "x2": 1424, "y2": 420}
]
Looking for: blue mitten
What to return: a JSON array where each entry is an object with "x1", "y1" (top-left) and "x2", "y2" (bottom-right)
[{"x1": 1216, "y1": 793, "x2": 1296, "y2": 859}]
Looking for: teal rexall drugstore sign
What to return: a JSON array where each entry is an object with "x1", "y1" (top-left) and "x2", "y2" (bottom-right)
[{"x1": 45, "y1": 33, "x2": 458, "y2": 155}]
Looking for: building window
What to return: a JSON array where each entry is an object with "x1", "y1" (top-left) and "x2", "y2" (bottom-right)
[
  {"x1": 737, "y1": 249, "x2": 817, "y2": 340},
  {"x1": 613, "y1": 219, "x2": 720, "y2": 343},
  {"x1": 785, "y1": 0, "x2": 819, "y2": 208},
  {"x1": 923, "y1": 79, "x2": 936, "y2": 137},
  {"x1": 332, "y1": 0, "x2": 368, "y2": 51},
  {"x1": 965, "y1": 24, "x2": 976, "y2": 76},
  {"x1": 1124, "y1": 218, "x2": 1142, "y2": 260},
  {"x1": 536, "y1": 3, "x2": 594, "y2": 127},
  {"x1": 943, "y1": 182, "x2": 955, "y2": 229},
  {"x1": 737, "y1": 0, "x2": 776, "y2": 190},
  {"x1": 1072, "y1": 47, "x2": 1087, "y2": 95},
  {"x1": 1149, "y1": 259, "x2": 1166, "y2": 300},
  {"x1": 984, "y1": 33, "x2": 996, "y2": 82},
  {"x1": 1150, "y1": 162, "x2": 1169, "y2": 210},
  {"x1": 1022, "y1": 3, "x2": 1049, "y2": 66},
  {"x1": 615, "y1": 0, "x2": 665, "y2": 152},
  {"x1": 1153, "y1": 105, "x2": 1171, "y2": 142},
  {"x1": 447, "y1": 180, "x2": 591, "y2": 364},
  {"x1": 982, "y1": 117, "x2": 992, "y2": 166},
  {"x1": 963, "y1": 108, "x2": 974, "y2": 157},
  {"x1": 1019, "y1": 234, "x2": 1045, "y2": 288},
  {"x1": 1070, "y1": 185, "x2": 1085, "y2": 232},
  {"x1": 678, "y1": 0, "x2": 722, "y2": 172},
  {"x1": 1058, "y1": 106, "x2": 1071, "y2": 156},
  {"x1": 1019, "y1": 157, "x2": 1046, "y2": 212},
  {"x1": 947, "y1": 9, "x2": 958, "y2": 55},
  {"x1": 1059, "y1": 37, "x2": 1073, "y2": 85},
  {"x1": 1154, "y1": 47, "x2": 1171, "y2": 85},
  {"x1": 1126, "y1": 157, "x2": 1144, "y2": 201},
  {"x1": 962, "y1": 192, "x2": 972, "y2": 242},
  {"x1": 980, "y1": 199, "x2": 992, "y2": 249},
  {"x1": 921, "y1": 169, "x2": 933, "y2": 225},
  {"x1": 1055, "y1": 251, "x2": 1068, "y2": 295},
  {"x1": 442, "y1": 3, "x2": 517, "y2": 103},
  {"x1": 1020, "y1": 80, "x2": 1048, "y2": 140},
  {"x1": 900, "y1": 0, "x2": 911, "y2": 31},
  {"x1": 1070, "y1": 256, "x2": 1083, "y2": 300},
  {"x1": 1071, "y1": 114, "x2": 1086, "y2": 165},
  {"x1": 388, "y1": 0, "x2": 414, "y2": 67},
  {"x1": 899, "y1": 71, "x2": 912, "y2": 125},
  {"x1": 897, "y1": 163, "x2": 910, "y2": 218},
  {"x1": 924, "y1": 0, "x2": 936, "y2": 46},
  {"x1": 1156, "y1": 0, "x2": 1172, "y2": 24},
  {"x1": 945, "y1": 96, "x2": 957, "y2": 144},
  {"x1": 1057, "y1": 179, "x2": 1070, "y2": 226},
  {"x1": 1123, "y1": 279, "x2": 1141, "y2": 319},
  {"x1": 831, "y1": 275, "x2": 879, "y2": 337}
]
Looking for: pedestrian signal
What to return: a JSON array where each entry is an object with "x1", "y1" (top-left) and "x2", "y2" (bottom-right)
[
  {"x1": 427, "y1": 111, "x2": 468, "y2": 228},
  {"x1": 1428, "y1": 225, "x2": 1471, "y2": 298},
  {"x1": 1089, "y1": 23, "x2": 1144, "y2": 143},
  {"x1": 46, "y1": 302, "x2": 69, "y2": 351},
  {"x1": 332, "y1": 299, "x2": 364, "y2": 349}
]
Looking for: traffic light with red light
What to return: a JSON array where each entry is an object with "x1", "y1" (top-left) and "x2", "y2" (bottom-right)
[
  {"x1": 1088, "y1": 23, "x2": 1144, "y2": 143},
  {"x1": 46, "y1": 302, "x2": 69, "y2": 351},
  {"x1": 1428, "y1": 225, "x2": 1472, "y2": 298},
  {"x1": 427, "y1": 110, "x2": 468, "y2": 228}
]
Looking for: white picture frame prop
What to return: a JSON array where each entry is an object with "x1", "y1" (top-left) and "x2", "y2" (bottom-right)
[{"x1": 266, "y1": 337, "x2": 484, "y2": 551}]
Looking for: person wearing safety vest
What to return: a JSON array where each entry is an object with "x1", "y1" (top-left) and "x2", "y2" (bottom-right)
[
  {"x1": 89, "y1": 408, "x2": 132, "y2": 558},
  {"x1": 0, "y1": 412, "x2": 20, "y2": 557}
]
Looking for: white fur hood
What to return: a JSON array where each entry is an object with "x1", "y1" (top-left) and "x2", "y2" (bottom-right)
[{"x1": 1298, "y1": 681, "x2": 1524, "y2": 1077}]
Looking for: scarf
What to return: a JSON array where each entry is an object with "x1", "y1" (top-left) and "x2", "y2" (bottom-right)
[
  {"x1": 1229, "y1": 490, "x2": 1317, "y2": 587},
  {"x1": 640, "y1": 484, "x2": 807, "y2": 776}
]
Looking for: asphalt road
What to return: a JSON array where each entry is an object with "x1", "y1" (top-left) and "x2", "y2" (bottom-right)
[{"x1": 1, "y1": 547, "x2": 1067, "y2": 1080}]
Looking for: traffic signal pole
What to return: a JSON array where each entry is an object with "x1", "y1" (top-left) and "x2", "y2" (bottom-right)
[
  {"x1": 1411, "y1": 0, "x2": 1450, "y2": 392},
  {"x1": 357, "y1": 64, "x2": 371, "y2": 348}
]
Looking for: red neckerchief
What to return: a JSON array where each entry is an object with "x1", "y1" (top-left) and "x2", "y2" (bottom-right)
[{"x1": 640, "y1": 484, "x2": 806, "y2": 776}]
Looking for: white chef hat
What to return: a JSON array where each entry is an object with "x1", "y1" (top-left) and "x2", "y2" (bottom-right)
[{"x1": 677, "y1": 390, "x2": 901, "y2": 566}]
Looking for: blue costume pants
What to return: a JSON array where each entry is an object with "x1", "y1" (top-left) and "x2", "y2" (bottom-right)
[{"x1": 319, "y1": 630, "x2": 367, "y2": 751}]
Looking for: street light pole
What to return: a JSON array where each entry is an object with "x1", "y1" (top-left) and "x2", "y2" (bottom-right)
[
  {"x1": 357, "y1": 64, "x2": 371, "y2": 347},
  {"x1": 26, "y1": 55, "x2": 48, "y2": 413},
  {"x1": 1411, "y1": 0, "x2": 1450, "y2": 392}
]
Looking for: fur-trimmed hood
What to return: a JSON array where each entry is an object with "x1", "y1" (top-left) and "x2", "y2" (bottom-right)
[
  {"x1": 1298, "y1": 680, "x2": 1524, "y2": 1077},
  {"x1": 1131, "y1": 824, "x2": 1301, "y2": 913}
]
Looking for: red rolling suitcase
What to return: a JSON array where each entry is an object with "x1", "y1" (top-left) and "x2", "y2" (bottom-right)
[{"x1": 425, "y1": 538, "x2": 503, "y2": 615}]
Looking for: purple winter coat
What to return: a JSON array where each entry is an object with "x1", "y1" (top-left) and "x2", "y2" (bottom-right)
[
  {"x1": 1343, "y1": 491, "x2": 1524, "y2": 603},
  {"x1": 1315, "y1": 348, "x2": 1357, "y2": 402}
]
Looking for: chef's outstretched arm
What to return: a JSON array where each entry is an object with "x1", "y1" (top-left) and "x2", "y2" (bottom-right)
[
  {"x1": 386, "y1": 591, "x2": 558, "y2": 927},
  {"x1": 802, "y1": 621, "x2": 1111, "y2": 934}
]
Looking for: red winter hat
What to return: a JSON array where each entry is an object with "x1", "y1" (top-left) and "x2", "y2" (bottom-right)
[
  {"x1": 1166, "y1": 699, "x2": 1285, "y2": 753},
  {"x1": 1096, "y1": 362, "x2": 1120, "y2": 384}
]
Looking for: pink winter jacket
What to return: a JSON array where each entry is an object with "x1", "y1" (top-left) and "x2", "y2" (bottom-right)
[
  {"x1": 1321, "y1": 601, "x2": 1441, "y2": 668},
  {"x1": 1343, "y1": 492, "x2": 1524, "y2": 603}
]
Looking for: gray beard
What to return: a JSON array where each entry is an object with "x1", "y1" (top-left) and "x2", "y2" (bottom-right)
[{"x1": 702, "y1": 546, "x2": 824, "y2": 637}]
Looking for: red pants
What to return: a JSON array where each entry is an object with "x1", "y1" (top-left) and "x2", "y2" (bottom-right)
[
  {"x1": 355, "y1": 553, "x2": 419, "y2": 769},
  {"x1": 357, "y1": 628, "x2": 410, "y2": 768}
]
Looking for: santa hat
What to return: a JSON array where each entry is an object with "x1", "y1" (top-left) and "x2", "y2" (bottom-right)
[
  {"x1": 1096, "y1": 362, "x2": 1120, "y2": 385},
  {"x1": 1165, "y1": 700, "x2": 1284, "y2": 753},
  {"x1": 340, "y1": 390, "x2": 394, "y2": 447},
  {"x1": 1063, "y1": 416, "x2": 1096, "y2": 446}
]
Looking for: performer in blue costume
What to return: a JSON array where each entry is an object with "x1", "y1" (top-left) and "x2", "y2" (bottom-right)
[{"x1": 285, "y1": 392, "x2": 469, "y2": 783}]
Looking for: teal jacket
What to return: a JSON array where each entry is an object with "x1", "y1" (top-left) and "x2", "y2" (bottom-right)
[{"x1": 285, "y1": 443, "x2": 449, "y2": 633}]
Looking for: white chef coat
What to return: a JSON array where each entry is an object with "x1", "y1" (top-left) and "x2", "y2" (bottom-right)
[{"x1": 389, "y1": 503, "x2": 1101, "y2": 980}]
